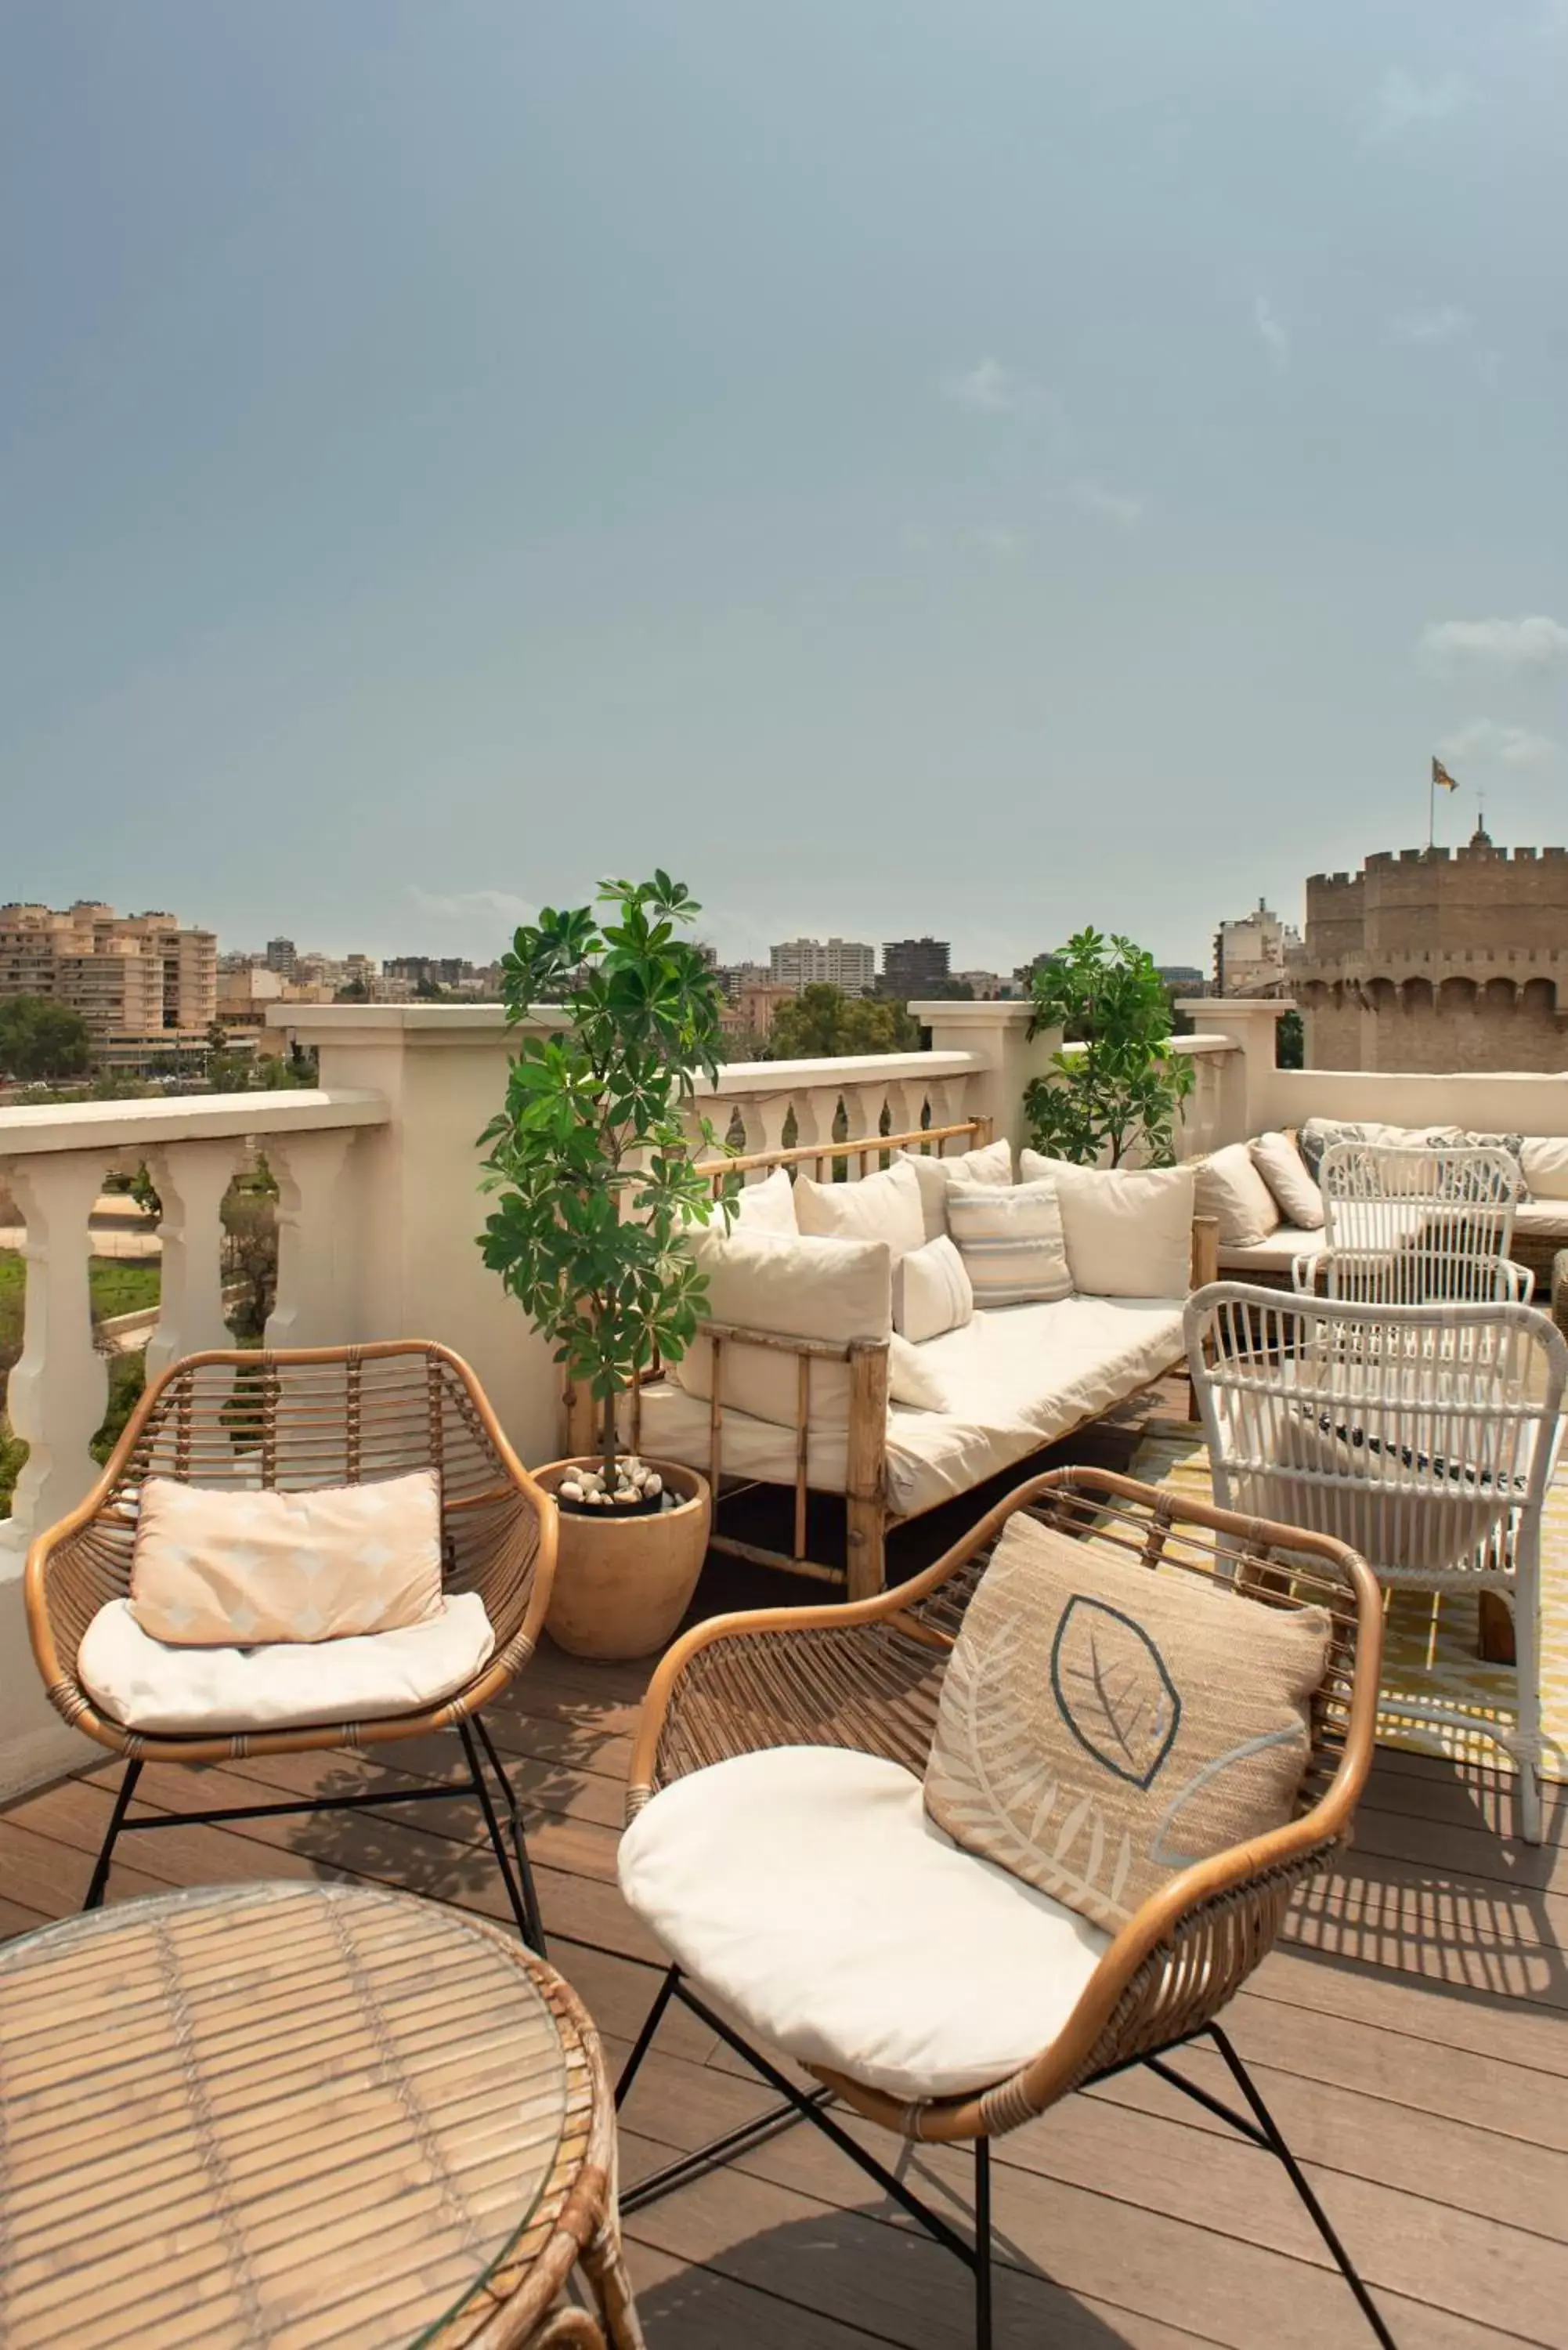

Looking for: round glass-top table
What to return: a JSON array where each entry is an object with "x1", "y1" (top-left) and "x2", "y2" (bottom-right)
[{"x1": 0, "y1": 1881, "x2": 644, "y2": 2348}]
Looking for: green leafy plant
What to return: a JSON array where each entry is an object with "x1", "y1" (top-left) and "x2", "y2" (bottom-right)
[
  {"x1": 478, "y1": 873, "x2": 733, "y2": 1481},
  {"x1": 1024, "y1": 928, "x2": 1193, "y2": 1167}
]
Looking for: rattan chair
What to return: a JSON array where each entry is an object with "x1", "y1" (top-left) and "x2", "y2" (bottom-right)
[
  {"x1": 24, "y1": 1341, "x2": 558, "y2": 1947},
  {"x1": 613, "y1": 1466, "x2": 1388, "y2": 2350},
  {"x1": 1188, "y1": 1282, "x2": 1566, "y2": 1846}
]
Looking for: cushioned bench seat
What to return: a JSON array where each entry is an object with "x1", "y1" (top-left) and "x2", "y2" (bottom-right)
[{"x1": 634, "y1": 1294, "x2": 1186, "y2": 1519}]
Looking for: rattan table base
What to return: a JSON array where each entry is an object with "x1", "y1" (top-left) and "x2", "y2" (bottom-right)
[{"x1": 0, "y1": 1881, "x2": 644, "y2": 2350}]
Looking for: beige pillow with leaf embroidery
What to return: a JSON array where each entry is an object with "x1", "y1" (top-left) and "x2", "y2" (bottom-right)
[{"x1": 923, "y1": 1513, "x2": 1331, "y2": 1932}]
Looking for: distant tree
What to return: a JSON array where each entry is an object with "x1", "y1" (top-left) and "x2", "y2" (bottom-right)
[
  {"x1": 1276, "y1": 1008, "x2": 1304, "y2": 1069},
  {"x1": 414, "y1": 972, "x2": 447, "y2": 1001},
  {"x1": 334, "y1": 975, "x2": 370, "y2": 1003},
  {"x1": 931, "y1": 978, "x2": 975, "y2": 1000},
  {"x1": 0, "y1": 996, "x2": 91, "y2": 1082},
  {"x1": 768, "y1": 985, "x2": 923, "y2": 1060}
]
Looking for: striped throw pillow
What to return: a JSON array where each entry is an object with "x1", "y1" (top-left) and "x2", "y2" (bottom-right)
[{"x1": 946, "y1": 1179, "x2": 1072, "y2": 1307}]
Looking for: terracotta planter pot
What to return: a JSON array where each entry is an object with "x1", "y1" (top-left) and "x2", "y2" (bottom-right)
[{"x1": 533, "y1": 1458, "x2": 711, "y2": 1661}]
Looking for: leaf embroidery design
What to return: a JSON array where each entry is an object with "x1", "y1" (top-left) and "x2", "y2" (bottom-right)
[
  {"x1": 931, "y1": 1556, "x2": 1136, "y2": 1916},
  {"x1": 1050, "y1": 1597, "x2": 1180, "y2": 1789},
  {"x1": 1149, "y1": 1726, "x2": 1303, "y2": 1868}
]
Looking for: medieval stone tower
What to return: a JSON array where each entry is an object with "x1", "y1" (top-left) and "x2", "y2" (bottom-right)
[{"x1": 1293, "y1": 830, "x2": 1568, "y2": 1072}]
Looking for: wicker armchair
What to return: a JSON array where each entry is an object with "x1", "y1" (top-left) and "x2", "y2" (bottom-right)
[
  {"x1": 614, "y1": 1466, "x2": 1388, "y2": 2350},
  {"x1": 25, "y1": 1341, "x2": 557, "y2": 1947}
]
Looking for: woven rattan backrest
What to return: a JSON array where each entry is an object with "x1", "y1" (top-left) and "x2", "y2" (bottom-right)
[
  {"x1": 85, "y1": 1343, "x2": 542, "y2": 1632},
  {"x1": 1186, "y1": 1282, "x2": 1566, "y2": 1580},
  {"x1": 1317, "y1": 1142, "x2": 1520, "y2": 1300}
]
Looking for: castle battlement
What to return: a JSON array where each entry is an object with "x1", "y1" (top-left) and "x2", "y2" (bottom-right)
[{"x1": 1295, "y1": 836, "x2": 1568, "y2": 1074}]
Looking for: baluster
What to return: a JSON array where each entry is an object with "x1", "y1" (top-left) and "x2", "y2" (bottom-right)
[
  {"x1": 884, "y1": 1079, "x2": 920, "y2": 1141},
  {"x1": 1, "y1": 1153, "x2": 109, "y2": 1548},
  {"x1": 146, "y1": 1138, "x2": 238, "y2": 1379},
  {"x1": 751, "y1": 1093, "x2": 793, "y2": 1173},
  {"x1": 266, "y1": 1130, "x2": 356, "y2": 1349},
  {"x1": 930, "y1": 1076, "x2": 968, "y2": 1138}
]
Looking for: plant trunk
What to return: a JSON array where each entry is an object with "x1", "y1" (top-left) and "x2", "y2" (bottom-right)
[{"x1": 601, "y1": 1386, "x2": 617, "y2": 1486}]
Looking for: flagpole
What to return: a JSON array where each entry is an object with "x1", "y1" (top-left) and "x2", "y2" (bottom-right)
[{"x1": 1429, "y1": 761, "x2": 1435, "y2": 852}]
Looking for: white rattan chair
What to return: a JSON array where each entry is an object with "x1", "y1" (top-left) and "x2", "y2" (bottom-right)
[
  {"x1": 1187, "y1": 1282, "x2": 1566, "y2": 1842},
  {"x1": 1296, "y1": 1141, "x2": 1527, "y2": 1304}
]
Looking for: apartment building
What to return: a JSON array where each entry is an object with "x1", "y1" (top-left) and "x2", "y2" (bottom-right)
[
  {"x1": 880, "y1": 936, "x2": 950, "y2": 997},
  {"x1": 769, "y1": 936, "x2": 877, "y2": 995},
  {"x1": 0, "y1": 902, "x2": 217, "y2": 1064}
]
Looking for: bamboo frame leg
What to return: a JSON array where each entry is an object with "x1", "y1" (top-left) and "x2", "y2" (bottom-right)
[
  {"x1": 580, "y1": 2218, "x2": 649, "y2": 2350},
  {"x1": 468, "y1": 1711, "x2": 550, "y2": 1954},
  {"x1": 457, "y1": 1719, "x2": 546, "y2": 1955},
  {"x1": 1207, "y1": 2026, "x2": 1396, "y2": 2349},
  {"x1": 845, "y1": 1341, "x2": 890, "y2": 1603},
  {"x1": 82, "y1": 1759, "x2": 143, "y2": 1911},
  {"x1": 527, "y1": 2311, "x2": 606, "y2": 2348}
]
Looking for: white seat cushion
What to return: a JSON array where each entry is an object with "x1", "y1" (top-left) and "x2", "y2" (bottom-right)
[
  {"x1": 618, "y1": 1746, "x2": 1109, "y2": 2101},
  {"x1": 78, "y1": 1592, "x2": 495, "y2": 1734},
  {"x1": 1218, "y1": 1226, "x2": 1327, "y2": 1275}
]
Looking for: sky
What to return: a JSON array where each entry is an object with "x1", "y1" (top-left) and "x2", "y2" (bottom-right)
[{"x1": 3, "y1": 2, "x2": 1566, "y2": 974}]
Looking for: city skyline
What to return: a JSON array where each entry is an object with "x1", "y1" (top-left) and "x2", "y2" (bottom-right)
[{"x1": 5, "y1": 5, "x2": 1566, "y2": 967}]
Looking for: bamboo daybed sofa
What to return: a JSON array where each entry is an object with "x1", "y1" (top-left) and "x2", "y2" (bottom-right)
[{"x1": 578, "y1": 1117, "x2": 1219, "y2": 1598}]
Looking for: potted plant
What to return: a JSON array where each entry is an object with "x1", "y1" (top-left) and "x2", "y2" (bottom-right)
[
  {"x1": 1024, "y1": 927, "x2": 1194, "y2": 1166},
  {"x1": 479, "y1": 872, "x2": 734, "y2": 1658}
]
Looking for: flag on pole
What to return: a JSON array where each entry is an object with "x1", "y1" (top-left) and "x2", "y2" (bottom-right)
[{"x1": 1432, "y1": 756, "x2": 1459, "y2": 792}]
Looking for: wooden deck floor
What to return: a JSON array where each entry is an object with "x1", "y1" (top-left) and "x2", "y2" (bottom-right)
[{"x1": 3, "y1": 1412, "x2": 1566, "y2": 2348}]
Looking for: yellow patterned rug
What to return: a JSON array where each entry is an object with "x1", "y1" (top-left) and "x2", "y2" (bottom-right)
[{"x1": 1129, "y1": 1424, "x2": 1568, "y2": 1782}]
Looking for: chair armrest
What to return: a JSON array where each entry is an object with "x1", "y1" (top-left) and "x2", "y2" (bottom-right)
[{"x1": 627, "y1": 1586, "x2": 959, "y2": 1818}]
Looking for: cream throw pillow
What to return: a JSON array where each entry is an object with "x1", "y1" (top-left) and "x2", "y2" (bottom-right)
[
  {"x1": 1020, "y1": 1155, "x2": 1194, "y2": 1298},
  {"x1": 893, "y1": 1234, "x2": 974, "y2": 1343},
  {"x1": 924, "y1": 1513, "x2": 1331, "y2": 1932},
  {"x1": 887, "y1": 1333, "x2": 954, "y2": 1413},
  {"x1": 1192, "y1": 1142, "x2": 1281, "y2": 1247},
  {"x1": 946, "y1": 1179, "x2": 1071, "y2": 1307},
  {"x1": 1522, "y1": 1137, "x2": 1568, "y2": 1201},
  {"x1": 900, "y1": 1137, "x2": 1013, "y2": 1243},
  {"x1": 1250, "y1": 1132, "x2": 1325, "y2": 1230},
  {"x1": 732, "y1": 1165, "x2": 798, "y2": 1234},
  {"x1": 674, "y1": 1227, "x2": 891, "y2": 1429},
  {"x1": 794, "y1": 1158, "x2": 926, "y2": 1260},
  {"x1": 129, "y1": 1471, "x2": 445, "y2": 1647}
]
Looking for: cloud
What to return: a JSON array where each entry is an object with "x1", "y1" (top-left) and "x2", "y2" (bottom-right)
[
  {"x1": 1419, "y1": 616, "x2": 1568, "y2": 674},
  {"x1": 1253, "y1": 295, "x2": 1288, "y2": 370},
  {"x1": 1367, "y1": 70, "x2": 1468, "y2": 139},
  {"x1": 1437, "y1": 719, "x2": 1558, "y2": 772},
  {"x1": 942, "y1": 358, "x2": 1039, "y2": 414},
  {"x1": 973, "y1": 524, "x2": 1024, "y2": 559},
  {"x1": 1070, "y1": 479, "x2": 1143, "y2": 530},
  {"x1": 406, "y1": 886, "x2": 537, "y2": 944},
  {"x1": 1389, "y1": 304, "x2": 1471, "y2": 345}
]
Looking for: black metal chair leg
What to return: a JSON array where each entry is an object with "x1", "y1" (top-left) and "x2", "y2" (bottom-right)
[
  {"x1": 974, "y1": 2140, "x2": 992, "y2": 2350},
  {"x1": 1209, "y1": 2026, "x2": 1397, "y2": 2350},
  {"x1": 83, "y1": 1759, "x2": 142, "y2": 1911},
  {"x1": 616, "y1": 1965, "x2": 681, "y2": 2107},
  {"x1": 469, "y1": 1712, "x2": 548, "y2": 1958},
  {"x1": 457, "y1": 1719, "x2": 543, "y2": 1954}
]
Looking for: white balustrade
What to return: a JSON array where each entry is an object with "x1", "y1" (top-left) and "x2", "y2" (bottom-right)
[
  {"x1": 692, "y1": 1049, "x2": 992, "y2": 1181},
  {"x1": 0, "y1": 1087, "x2": 388, "y2": 1800}
]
